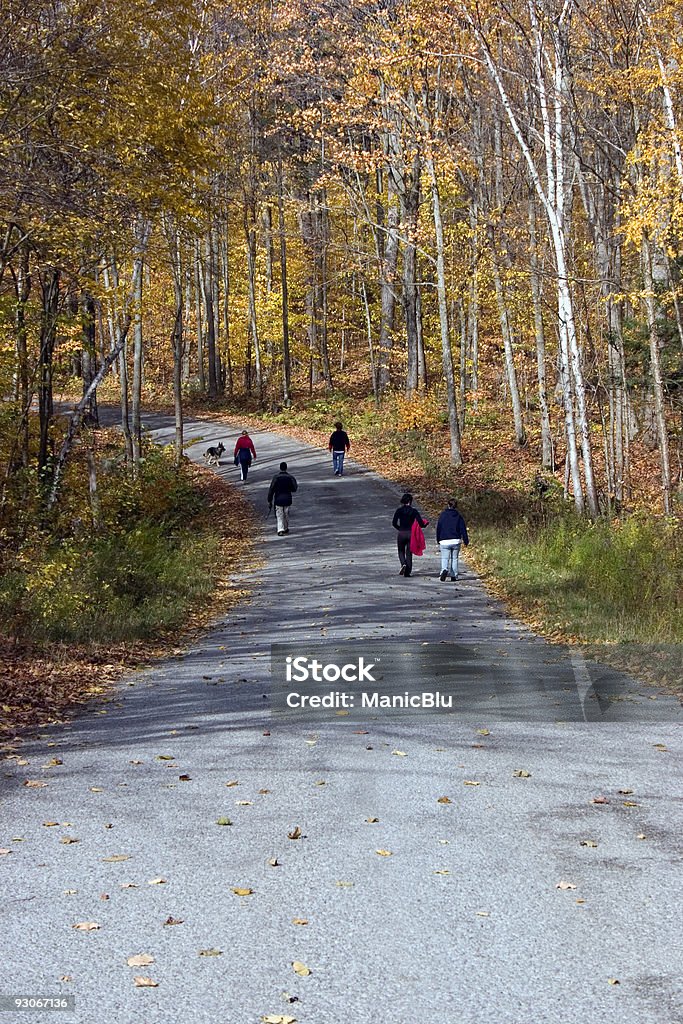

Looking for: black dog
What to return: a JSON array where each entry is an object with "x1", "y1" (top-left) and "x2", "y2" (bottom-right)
[{"x1": 203, "y1": 442, "x2": 225, "y2": 466}]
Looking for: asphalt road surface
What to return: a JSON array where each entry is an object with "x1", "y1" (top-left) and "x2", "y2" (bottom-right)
[{"x1": 2, "y1": 415, "x2": 681, "y2": 1024}]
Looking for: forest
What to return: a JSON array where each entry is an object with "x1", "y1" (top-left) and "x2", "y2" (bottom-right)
[{"x1": 1, "y1": 0, "x2": 683, "y2": 667}]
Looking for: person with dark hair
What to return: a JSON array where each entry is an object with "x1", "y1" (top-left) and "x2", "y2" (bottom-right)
[
  {"x1": 328, "y1": 421, "x2": 350, "y2": 476},
  {"x1": 392, "y1": 492, "x2": 428, "y2": 577},
  {"x1": 267, "y1": 461, "x2": 298, "y2": 536},
  {"x1": 233, "y1": 430, "x2": 257, "y2": 482},
  {"x1": 436, "y1": 498, "x2": 469, "y2": 581}
]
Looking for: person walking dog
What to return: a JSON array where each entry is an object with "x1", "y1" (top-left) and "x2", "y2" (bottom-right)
[
  {"x1": 267, "y1": 462, "x2": 298, "y2": 536},
  {"x1": 392, "y1": 493, "x2": 428, "y2": 577},
  {"x1": 234, "y1": 430, "x2": 257, "y2": 482},
  {"x1": 436, "y1": 499, "x2": 469, "y2": 581},
  {"x1": 328, "y1": 421, "x2": 350, "y2": 476}
]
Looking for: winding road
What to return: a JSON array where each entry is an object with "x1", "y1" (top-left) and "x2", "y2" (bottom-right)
[{"x1": 2, "y1": 415, "x2": 681, "y2": 1024}]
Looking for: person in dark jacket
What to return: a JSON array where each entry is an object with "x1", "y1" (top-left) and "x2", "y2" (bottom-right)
[
  {"x1": 234, "y1": 430, "x2": 257, "y2": 482},
  {"x1": 435, "y1": 499, "x2": 469, "y2": 581},
  {"x1": 328, "y1": 421, "x2": 350, "y2": 476},
  {"x1": 267, "y1": 462, "x2": 298, "y2": 535},
  {"x1": 392, "y1": 492, "x2": 428, "y2": 577}
]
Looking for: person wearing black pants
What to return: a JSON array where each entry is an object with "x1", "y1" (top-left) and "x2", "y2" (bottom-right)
[{"x1": 392, "y1": 492, "x2": 428, "y2": 577}]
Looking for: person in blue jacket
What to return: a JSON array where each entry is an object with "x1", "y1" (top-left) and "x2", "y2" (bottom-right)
[{"x1": 435, "y1": 499, "x2": 469, "y2": 581}]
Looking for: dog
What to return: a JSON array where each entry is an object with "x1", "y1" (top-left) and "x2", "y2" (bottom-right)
[{"x1": 203, "y1": 442, "x2": 225, "y2": 466}]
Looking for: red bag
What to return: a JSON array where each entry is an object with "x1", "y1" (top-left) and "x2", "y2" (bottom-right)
[{"x1": 410, "y1": 518, "x2": 427, "y2": 556}]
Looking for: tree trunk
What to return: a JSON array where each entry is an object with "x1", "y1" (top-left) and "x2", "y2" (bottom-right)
[
  {"x1": 131, "y1": 260, "x2": 143, "y2": 470},
  {"x1": 528, "y1": 194, "x2": 553, "y2": 468},
  {"x1": 202, "y1": 232, "x2": 218, "y2": 399},
  {"x1": 38, "y1": 268, "x2": 60, "y2": 480},
  {"x1": 642, "y1": 232, "x2": 672, "y2": 513},
  {"x1": 277, "y1": 156, "x2": 291, "y2": 405}
]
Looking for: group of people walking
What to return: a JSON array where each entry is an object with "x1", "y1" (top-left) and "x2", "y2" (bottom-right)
[{"x1": 210, "y1": 422, "x2": 470, "y2": 578}]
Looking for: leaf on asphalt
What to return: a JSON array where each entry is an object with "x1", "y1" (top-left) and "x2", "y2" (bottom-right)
[
  {"x1": 476, "y1": 729, "x2": 490, "y2": 736},
  {"x1": 163, "y1": 916, "x2": 183, "y2": 926},
  {"x1": 653, "y1": 744, "x2": 668, "y2": 752},
  {"x1": 475, "y1": 911, "x2": 490, "y2": 917},
  {"x1": 636, "y1": 833, "x2": 647, "y2": 840},
  {"x1": 437, "y1": 796, "x2": 452, "y2": 804},
  {"x1": 73, "y1": 922, "x2": 100, "y2": 931},
  {"x1": 133, "y1": 976, "x2": 158, "y2": 987},
  {"x1": 512, "y1": 770, "x2": 531, "y2": 778},
  {"x1": 178, "y1": 774, "x2": 191, "y2": 782},
  {"x1": 45, "y1": 757, "x2": 63, "y2": 767},
  {"x1": 617, "y1": 789, "x2": 633, "y2": 795},
  {"x1": 375, "y1": 849, "x2": 392, "y2": 857},
  {"x1": 63, "y1": 889, "x2": 78, "y2": 895},
  {"x1": 391, "y1": 750, "x2": 407, "y2": 756},
  {"x1": 366, "y1": 817, "x2": 379, "y2": 823},
  {"x1": 102, "y1": 854, "x2": 130, "y2": 863},
  {"x1": 148, "y1": 878, "x2": 166, "y2": 885},
  {"x1": 267, "y1": 858, "x2": 280, "y2": 867},
  {"x1": 236, "y1": 800, "x2": 253, "y2": 806},
  {"x1": 216, "y1": 818, "x2": 233, "y2": 826},
  {"x1": 198, "y1": 948, "x2": 223, "y2": 957},
  {"x1": 232, "y1": 887, "x2": 254, "y2": 896},
  {"x1": 556, "y1": 880, "x2": 577, "y2": 890},
  {"x1": 127, "y1": 954, "x2": 155, "y2": 968},
  {"x1": 259, "y1": 789, "x2": 271, "y2": 794},
  {"x1": 60, "y1": 837, "x2": 79, "y2": 845},
  {"x1": 0, "y1": 848, "x2": 11, "y2": 855},
  {"x1": 580, "y1": 840, "x2": 598, "y2": 848},
  {"x1": 99, "y1": 894, "x2": 109, "y2": 901},
  {"x1": 155, "y1": 755, "x2": 175, "y2": 761},
  {"x1": 590, "y1": 796, "x2": 610, "y2": 804},
  {"x1": 433, "y1": 869, "x2": 450, "y2": 875},
  {"x1": 464, "y1": 780, "x2": 480, "y2": 786},
  {"x1": 129, "y1": 760, "x2": 144, "y2": 765},
  {"x1": 225, "y1": 780, "x2": 239, "y2": 787},
  {"x1": 335, "y1": 881, "x2": 354, "y2": 887},
  {"x1": 287, "y1": 827, "x2": 302, "y2": 840},
  {"x1": 262, "y1": 1016, "x2": 297, "y2": 1024},
  {"x1": 23, "y1": 779, "x2": 48, "y2": 788},
  {"x1": 622, "y1": 801, "x2": 639, "y2": 807},
  {"x1": 90, "y1": 786, "x2": 104, "y2": 793},
  {"x1": 292, "y1": 961, "x2": 310, "y2": 977},
  {"x1": 42, "y1": 821, "x2": 59, "y2": 827},
  {"x1": 292, "y1": 918, "x2": 308, "y2": 926},
  {"x1": 120, "y1": 883, "x2": 138, "y2": 889},
  {"x1": 314, "y1": 780, "x2": 326, "y2": 786},
  {"x1": 607, "y1": 978, "x2": 620, "y2": 985}
]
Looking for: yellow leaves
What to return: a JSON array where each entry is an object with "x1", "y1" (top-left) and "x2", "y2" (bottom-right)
[
  {"x1": 23, "y1": 779, "x2": 48, "y2": 788},
  {"x1": 436, "y1": 796, "x2": 452, "y2": 804},
  {"x1": 216, "y1": 818, "x2": 233, "y2": 826},
  {"x1": 148, "y1": 878, "x2": 166, "y2": 885},
  {"x1": 102, "y1": 854, "x2": 130, "y2": 863},
  {"x1": 133, "y1": 977, "x2": 158, "y2": 988},
  {"x1": 291, "y1": 961, "x2": 311, "y2": 977},
  {"x1": 198, "y1": 948, "x2": 223, "y2": 957},
  {"x1": 262, "y1": 1016, "x2": 297, "y2": 1024},
  {"x1": 292, "y1": 918, "x2": 308, "y2": 926},
  {"x1": 287, "y1": 827, "x2": 302, "y2": 840},
  {"x1": 72, "y1": 922, "x2": 100, "y2": 931},
  {"x1": 512, "y1": 769, "x2": 531, "y2": 778},
  {"x1": 231, "y1": 887, "x2": 254, "y2": 897},
  {"x1": 127, "y1": 954, "x2": 155, "y2": 968},
  {"x1": 463, "y1": 780, "x2": 480, "y2": 787},
  {"x1": 375, "y1": 849, "x2": 392, "y2": 857}
]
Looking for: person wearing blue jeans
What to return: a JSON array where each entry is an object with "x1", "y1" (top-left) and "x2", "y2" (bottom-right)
[
  {"x1": 435, "y1": 499, "x2": 469, "y2": 581},
  {"x1": 328, "y1": 422, "x2": 350, "y2": 476}
]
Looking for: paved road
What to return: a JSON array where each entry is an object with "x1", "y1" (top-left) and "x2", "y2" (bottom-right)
[{"x1": 2, "y1": 416, "x2": 681, "y2": 1024}]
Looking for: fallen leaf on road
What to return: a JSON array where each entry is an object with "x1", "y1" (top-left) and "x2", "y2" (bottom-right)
[
  {"x1": 375, "y1": 849, "x2": 392, "y2": 857},
  {"x1": 437, "y1": 796, "x2": 452, "y2": 804},
  {"x1": 262, "y1": 1015, "x2": 296, "y2": 1024},
  {"x1": 292, "y1": 961, "x2": 310, "y2": 977},
  {"x1": 0, "y1": 849, "x2": 11, "y2": 856},
  {"x1": 99, "y1": 894, "x2": 109, "y2": 901},
  {"x1": 90, "y1": 787, "x2": 103, "y2": 793},
  {"x1": 127, "y1": 954, "x2": 155, "y2": 968},
  {"x1": 133, "y1": 976, "x2": 158, "y2": 987},
  {"x1": 232, "y1": 888, "x2": 254, "y2": 896},
  {"x1": 43, "y1": 821, "x2": 59, "y2": 827},
  {"x1": 464, "y1": 780, "x2": 480, "y2": 786},
  {"x1": 636, "y1": 833, "x2": 647, "y2": 840},
  {"x1": 155, "y1": 755, "x2": 175, "y2": 761},
  {"x1": 259, "y1": 789, "x2": 271, "y2": 795},
  {"x1": 120, "y1": 883, "x2": 138, "y2": 889},
  {"x1": 653, "y1": 744, "x2": 668, "y2": 752},
  {"x1": 292, "y1": 918, "x2": 308, "y2": 926},
  {"x1": 513, "y1": 770, "x2": 531, "y2": 778},
  {"x1": 617, "y1": 789, "x2": 633, "y2": 795},
  {"x1": 335, "y1": 881, "x2": 354, "y2": 887},
  {"x1": 178, "y1": 775, "x2": 191, "y2": 782},
  {"x1": 148, "y1": 878, "x2": 166, "y2": 885},
  {"x1": 591, "y1": 796, "x2": 610, "y2": 805},
  {"x1": 225, "y1": 780, "x2": 239, "y2": 787},
  {"x1": 434, "y1": 870, "x2": 450, "y2": 875},
  {"x1": 24, "y1": 780, "x2": 47, "y2": 788},
  {"x1": 236, "y1": 800, "x2": 253, "y2": 806},
  {"x1": 198, "y1": 948, "x2": 223, "y2": 957},
  {"x1": 73, "y1": 922, "x2": 99, "y2": 931},
  {"x1": 607, "y1": 978, "x2": 620, "y2": 985},
  {"x1": 476, "y1": 911, "x2": 490, "y2": 917},
  {"x1": 314, "y1": 780, "x2": 326, "y2": 786},
  {"x1": 580, "y1": 840, "x2": 598, "y2": 848},
  {"x1": 63, "y1": 889, "x2": 78, "y2": 895},
  {"x1": 102, "y1": 854, "x2": 130, "y2": 863},
  {"x1": 216, "y1": 818, "x2": 233, "y2": 826},
  {"x1": 45, "y1": 758, "x2": 63, "y2": 767},
  {"x1": 163, "y1": 916, "x2": 183, "y2": 926},
  {"x1": 60, "y1": 837, "x2": 79, "y2": 845},
  {"x1": 476, "y1": 728, "x2": 490, "y2": 736},
  {"x1": 622, "y1": 801, "x2": 639, "y2": 807},
  {"x1": 391, "y1": 750, "x2": 407, "y2": 756},
  {"x1": 366, "y1": 817, "x2": 379, "y2": 823},
  {"x1": 287, "y1": 827, "x2": 302, "y2": 840},
  {"x1": 267, "y1": 858, "x2": 280, "y2": 867},
  {"x1": 556, "y1": 881, "x2": 577, "y2": 890}
]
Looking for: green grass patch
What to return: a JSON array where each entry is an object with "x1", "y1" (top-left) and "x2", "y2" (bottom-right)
[
  {"x1": 474, "y1": 513, "x2": 683, "y2": 644},
  {"x1": 0, "y1": 442, "x2": 223, "y2": 645}
]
